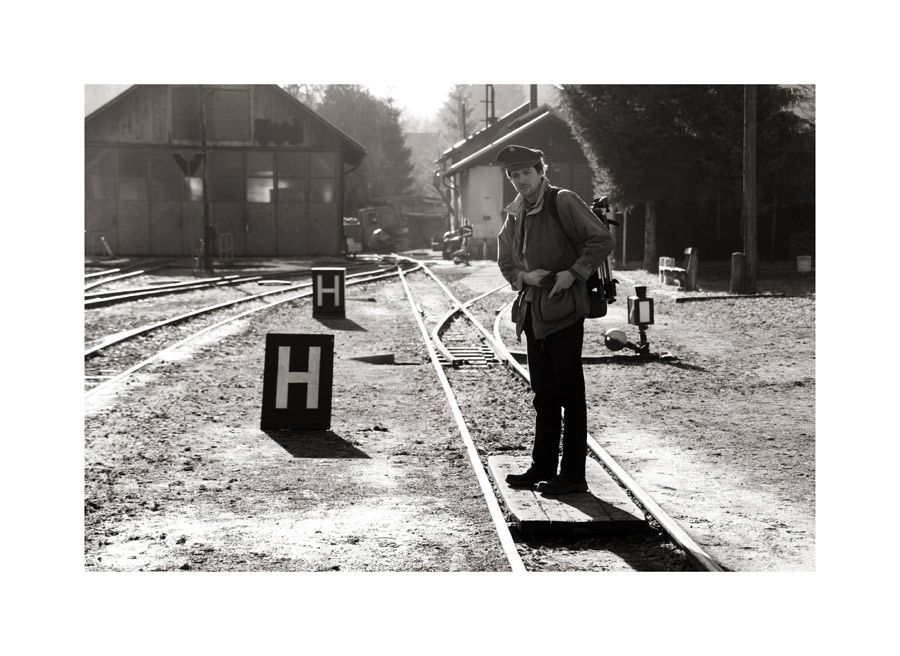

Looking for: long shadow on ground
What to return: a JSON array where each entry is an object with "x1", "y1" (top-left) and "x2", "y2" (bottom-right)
[{"x1": 263, "y1": 429, "x2": 370, "y2": 458}]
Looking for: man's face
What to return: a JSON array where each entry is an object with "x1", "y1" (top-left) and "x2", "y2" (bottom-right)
[{"x1": 507, "y1": 166, "x2": 542, "y2": 202}]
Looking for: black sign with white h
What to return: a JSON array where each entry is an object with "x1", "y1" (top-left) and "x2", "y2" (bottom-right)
[
  {"x1": 312, "y1": 267, "x2": 346, "y2": 318},
  {"x1": 260, "y1": 333, "x2": 334, "y2": 430}
]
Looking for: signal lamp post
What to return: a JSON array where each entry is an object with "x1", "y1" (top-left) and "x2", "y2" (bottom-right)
[{"x1": 603, "y1": 285, "x2": 656, "y2": 357}]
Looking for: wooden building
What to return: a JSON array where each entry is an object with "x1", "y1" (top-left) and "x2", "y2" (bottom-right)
[
  {"x1": 85, "y1": 85, "x2": 366, "y2": 257},
  {"x1": 436, "y1": 93, "x2": 594, "y2": 261}
]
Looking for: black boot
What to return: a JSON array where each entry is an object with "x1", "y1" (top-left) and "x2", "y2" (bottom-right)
[
  {"x1": 505, "y1": 467, "x2": 555, "y2": 489},
  {"x1": 536, "y1": 474, "x2": 588, "y2": 495}
]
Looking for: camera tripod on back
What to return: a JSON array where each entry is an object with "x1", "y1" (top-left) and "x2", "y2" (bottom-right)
[{"x1": 590, "y1": 196, "x2": 619, "y2": 306}]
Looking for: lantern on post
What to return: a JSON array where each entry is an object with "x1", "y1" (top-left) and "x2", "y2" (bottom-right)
[{"x1": 626, "y1": 285, "x2": 654, "y2": 356}]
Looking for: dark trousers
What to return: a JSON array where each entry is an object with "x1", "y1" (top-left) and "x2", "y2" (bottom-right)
[{"x1": 523, "y1": 307, "x2": 588, "y2": 479}]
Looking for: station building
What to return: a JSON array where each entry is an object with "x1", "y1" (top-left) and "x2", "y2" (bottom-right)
[
  {"x1": 436, "y1": 88, "x2": 595, "y2": 261},
  {"x1": 85, "y1": 84, "x2": 366, "y2": 258}
]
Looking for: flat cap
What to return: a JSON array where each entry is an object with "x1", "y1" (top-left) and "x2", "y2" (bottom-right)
[{"x1": 496, "y1": 145, "x2": 544, "y2": 170}]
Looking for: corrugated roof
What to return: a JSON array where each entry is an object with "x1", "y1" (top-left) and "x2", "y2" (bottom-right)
[{"x1": 438, "y1": 102, "x2": 533, "y2": 163}]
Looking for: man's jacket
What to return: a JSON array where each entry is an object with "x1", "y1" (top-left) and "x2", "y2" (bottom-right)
[{"x1": 497, "y1": 177, "x2": 614, "y2": 339}]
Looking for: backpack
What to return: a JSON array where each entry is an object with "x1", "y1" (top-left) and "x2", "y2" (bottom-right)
[{"x1": 545, "y1": 186, "x2": 615, "y2": 318}]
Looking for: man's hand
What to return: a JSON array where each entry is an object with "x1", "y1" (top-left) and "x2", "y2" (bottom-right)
[
  {"x1": 549, "y1": 270, "x2": 575, "y2": 297},
  {"x1": 521, "y1": 269, "x2": 551, "y2": 287}
]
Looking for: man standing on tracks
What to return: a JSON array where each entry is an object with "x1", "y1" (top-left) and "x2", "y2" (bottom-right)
[{"x1": 496, "y1": 145, "x2": 614, "y2": 494}]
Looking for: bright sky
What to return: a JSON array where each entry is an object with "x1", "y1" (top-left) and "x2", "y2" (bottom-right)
[
  {"x1": 364, "y1": 82, "x2": 455, "y2": 119},
  {"x1": 84, "y1": 83, "x2": 455, "y2": 121}
]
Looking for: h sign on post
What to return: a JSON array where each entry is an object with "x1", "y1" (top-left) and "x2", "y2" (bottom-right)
[
  {"x1": 260, "y1": 334, "x2": 334, "y2": 430},
  {"x1": 312, "y1": 267, "x2": 346, "y2": 318}
]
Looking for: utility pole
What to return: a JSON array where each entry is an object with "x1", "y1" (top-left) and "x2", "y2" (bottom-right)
[
  {"x1": 742, "y1": 84, "x2": 757, "y2": 294},
  {"x1": 200, "y1": 85, "x2": 214, "y2": 274},
  {"x1": 459, "y1": 96, "x2": 468, "y2": 139},
  {"x1": 482, "y1": 84, "x2": 495, "y2": 128}
]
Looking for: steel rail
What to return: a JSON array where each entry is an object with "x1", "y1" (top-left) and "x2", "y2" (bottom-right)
[
  {"x1": 84, "y1": 275, "x2": 266, "y2": 307},
  {"x1": 430, "y1": 283, "x2": 508, "y2": 365},
  {"x1": 398, "y1": 267, "x2": 526, "y2": 573},
  {"x1": 83, "y1": 263, "x2": 174, "y2": 291},
  {"x1": 83, "y1": 259, "x2": 172, "y2": 280},
  {"x1": 394, "y1": 257, "x2": 514, "y2": 363},
  {"x1": 85, "y1": 274, "x2": 246, "y2": 298},
  {"x1": 84, "y1": 264, "x2": 334, "y2": 297},
  {"x1": 85, "y1": 268, "x2": 120, "y2": 279},
  {"x1": 491, "y1": 301, "x2": 723, "y2": 572},
  {"x1": 84, "y1": 265, "x2": 400, "y2": 358},
  {"x1": 84, "y1": 268, "x2": 152, "y2": 291},
  {"x1": 84, "y1": 263, "x2": 378, "y2": 306},
  {"x1": 84, "y1": 266, "x2": 417, "y2": 400},
  {"x1": 84, "y1": 261, "x2": 147, "y2": 279}
]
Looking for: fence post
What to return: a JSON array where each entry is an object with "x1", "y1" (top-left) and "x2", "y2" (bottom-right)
[{"x1": 730, "y1": 252, "x2": 745, "y2": 293}]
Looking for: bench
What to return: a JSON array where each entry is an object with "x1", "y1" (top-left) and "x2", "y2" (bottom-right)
[
  {"x1": 658, "y1": 257, "x2": 676, "y2": 282},
  {"x1": 659, "y1": 247, "x2": 698, "y2": 291}
]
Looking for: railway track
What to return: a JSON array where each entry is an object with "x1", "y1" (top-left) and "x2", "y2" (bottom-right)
[
  {"x1": 84, "y1": 262, "x2": 418, "y2": 398},
  {"x1": 84, "y1": 255, "x2": 723, "y2": 571},
  {"x1": 84, "y1": 262, "x2": 377, "y2": 307},
  {"x1": 83, "y1": 261, "x2": 173, "y2": 291},
  {"x1": 397, "y1": 256, "x2": 723, "y2": 572}
]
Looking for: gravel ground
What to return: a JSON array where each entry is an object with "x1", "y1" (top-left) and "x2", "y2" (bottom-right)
[
  {"x1": 76, "y1": 253, "x2": 821, "y2": 649},
  {"x1": 83, "y1": 255, "x2": 815, "y2": 570}
]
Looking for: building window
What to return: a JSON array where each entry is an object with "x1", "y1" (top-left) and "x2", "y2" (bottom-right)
[
  {"x1": 85, "y1": 147, "x2": 116, "y2": 200},
  {"x1": 150, "y1": 150, "x2": 183, "y2": 201},
  {"x1": 309, "y1": 151, "x2": 336, "y2": 204},
  {"x1": 248, "y1": 178, "x2": 274, "y2": 203},
  {"x1": 165, "y1": 150, "x2": 206, "y2": 202},
  {"x1": 277, "y1": 152, "x2": 306, "y2": 202},
  {"x1": 310, "y1": 179, "x2": 335, "y2": 203},
  {"x1": 184, "y1": 176, "x2": 204, "y2": 202},
  {"x1": 214, "y1": 150, "x2": 244, "y2": 202},
  {"x1": 278, "y1": 178, "x2": 306, "y2": 202},
  {"x1": 246, "y1": 151, "x2": 274, "y2": 203},
  {"x1": 309, "y1": 152, "x2": 335, "y2": 177},
  {"x1": 247, "y1": 151, "x2": 274, "y2": 177},
  {"x1": 278, "y1": 151, "x2": 306, "y2": 177},
  {"x1": 117, "y1": 149, "x2": 149, "y2": 200}
]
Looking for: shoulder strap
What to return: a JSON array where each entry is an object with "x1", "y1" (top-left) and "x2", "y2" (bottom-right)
[
  {"x1": 547, "y1": 186, "x2": 560, "y2": 221},
  {"x1": 546, "y1": 185, "x2": 600, "y2": 289},
  {"x1": 545, "y1": 185, "x2": 575, "y2": 251}
]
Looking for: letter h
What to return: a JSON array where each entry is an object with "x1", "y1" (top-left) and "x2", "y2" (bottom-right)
[
  {"x1": 317, "y1": 274, "x2": 341, "y2": 307},
  {"x1": 275, "y1": 346, "x2": 321, "y2": 409}
]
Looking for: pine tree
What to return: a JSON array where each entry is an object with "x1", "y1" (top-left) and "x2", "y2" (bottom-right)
[
  {"x1": 310, "y1": 85, "x2": 414, "y2": 211},
  {"x1": 559, "y1": 84, "x2": 814, "y2": 268},
  {"x1": 437, "y1": 85, "x2": 479, "y2": 151}
]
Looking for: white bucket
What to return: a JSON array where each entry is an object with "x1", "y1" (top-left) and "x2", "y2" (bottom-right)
[{"x1": 796, "y1": 255, "x2": 812, "y2": 272}]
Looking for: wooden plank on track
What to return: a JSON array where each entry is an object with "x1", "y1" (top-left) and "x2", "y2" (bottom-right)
[
  {"x1": 488, "y1": 455, "x2": 647, "y2": 536},
  {"x1": 487, "y1": 456, "x2": 554, "y2": 533},
  {"x1": 584, "y1": 460, "x2": 647, "y2": 524}
]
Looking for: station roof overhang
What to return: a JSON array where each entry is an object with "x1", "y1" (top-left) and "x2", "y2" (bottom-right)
[{"x1": 440, "y1": 109, "x2": 555, "y2": 178}]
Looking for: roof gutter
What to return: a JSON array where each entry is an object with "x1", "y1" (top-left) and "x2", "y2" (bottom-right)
[{"x1": 441, "y1": 109, "x2": 553, "y2": 177}]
